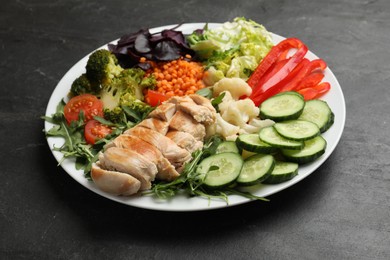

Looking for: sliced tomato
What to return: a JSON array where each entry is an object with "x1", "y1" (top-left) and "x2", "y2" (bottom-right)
[
  {"x1": 145, "y1": 89, "x2": 169, "y2": 107},
  {"x1": 84, "y1": 119, "x2": 112, "y2": 145},
  {"x1": 64, "y1": 94, "x2": 104, "y2": 124}
]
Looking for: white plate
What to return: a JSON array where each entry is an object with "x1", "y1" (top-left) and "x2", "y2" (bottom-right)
[{"x1": 45, "y1": 23, "x2": 346, "y2": 211}]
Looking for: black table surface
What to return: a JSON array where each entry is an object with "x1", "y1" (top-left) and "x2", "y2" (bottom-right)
[{"x1": 2, "y1": 0, "x2": 390, "y2": 259}]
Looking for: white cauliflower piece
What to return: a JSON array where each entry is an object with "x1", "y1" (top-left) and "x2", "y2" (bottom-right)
[
  {"x1": 239, "y1": 124, "x2": 259, "y2": 135},
  {"x1": 248, "y1": 118, "x2": 275, "y2": 129},
  {"x1": 214, "y1": 113, "x2": 240, "y2": 139},
  {"x1": 239, "y1": 118, "x2": 275, "y2": 135},
  {"x1": 213, "y1": 77, "x2": 252, "y2": 100},
  {"x1": 217, "y1": 91, "x2": 235, "y2": 113},
  {"x1": 220, "y1": 98, "x2": 260, "y2": 127}
]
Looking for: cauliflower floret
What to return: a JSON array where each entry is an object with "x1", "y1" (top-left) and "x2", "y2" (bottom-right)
[
  {"x1": 214, "y1": 113, "x2": 240, "y2": 139},
  {"x1": 220, "y1": 98, "x2": 260, "y2": 127},
  {"x1": 239, "y1": 118, "x2": 275, "y2": 135},
  {"x1": 210, "y1": 79, "x2": 273, "y2": 141},
  {"x1": 213, "y1": 77, "x2": 252, "y2": 100},
  {"x1": 218, "y1": 91, "x2": 234, "y2": 113},
  {"x1": 248, "y1": 118, "x2": 275, "y2": 129}
]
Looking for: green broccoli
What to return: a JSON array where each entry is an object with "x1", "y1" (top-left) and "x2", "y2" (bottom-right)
[
  {"x1": 69, "y1": 73, "x2": 100, "y2": 97},
  {"x1": 120, "y1": 93, "x2": 152, "y2": 113},
  {"x1": 98, "y1": 68, "x2": 154, "y2": 124},
  {"x1": 140, "y1": 74, "x2": 157, "y2": 89},
  {"x1": 103, "y1": 95, "x2": 152, "y2": 124},
  {"x1": 99, "y1": 68, "x2": 146, "y2": 109},
  {"x1": 86, "y1": 49, "x2": 123, "y2": 85},
  {"x1": 103, "y1": 107, "x2": 126, "y2": 124}
]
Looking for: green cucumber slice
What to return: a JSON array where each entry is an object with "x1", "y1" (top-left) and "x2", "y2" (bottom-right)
[
  {"x1": 273, "y1": 120, "x2": 320, "y2": 141},
  {"x1": 237, "y1": 154, "x2": 275, "y2": 186},
  {"x1": 260, "y1": 92, "x2": 305, "y2": 121},
  {"x1": 262, "y1": 161, "x2": 299, "y2": 184},
  {"x1": 216, "y1": 141, "x2": 239, "y2": 154},
  {"x1": 236, "y1": 134, "x2": 278, "y2": 154},
  {"x1": 282, "y1": 136, "x2": 327, "y2": 164},
  {"x1": 259, "y1": 126, "x2": 304, "y2": 150},
  {"x1": 298, "y1": 99, "x2": 334, "y2": 133},
  {"x1": 196, "y1": 152, "x2": 243, "y2": 188}
]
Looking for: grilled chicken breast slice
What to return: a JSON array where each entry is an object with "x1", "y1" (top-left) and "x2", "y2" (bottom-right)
[
  {"x1": 125, "y1": 126, "x2": 192, "y2": 165},
  {"x1": 166, "y1": 130, "x2": 203, "y2": 153},
  {"x1": 189, "y1": 94, "x2": 216, "y2": 114},
  {"x1": 91, "y1": 163, "x2": 141, "y2": 196},
  {"x1": 99, "y1": 147, "x2": 158, "y2": 190},
  {"x1": 169, "y1": 110, "x2": 206, "y2": 141},
  {"x1": 148, "y1": 102, "x2": 176, "y2": 122},
  {"x1": 137, "y1": 118, "x2": 170, "y2": 135},
  {"x1": 166, "y1": 95, "x2": 216, "y2": 125},
  {"x1": 108, "y1": 134, "x2": 180, "y2": 181}
]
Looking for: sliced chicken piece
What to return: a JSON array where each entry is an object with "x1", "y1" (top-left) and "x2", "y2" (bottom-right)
[
  {"x1": 166, "y1": 130, "x2": 203, "y2": 154},
  {"x1": 157, "y1": 157, "x2": 181, "y2": 181},
  {"x1": 91, "y1": 163, "x2": 141, "y2": 196},
  {"x1": 148, "y1": 102, "x2": 176, "y2": 122},
  {"x1": 99, "y1": 147, "x2": 157, "y2": 190},
  {"x1": 166, "y1": 95, "x2": 215, "y2": 125},
  {"x1": 137, "y1": 118, "x2": 170, "y2": 135},
  {"x1": 125, "y1": 126, "x2": 191, "y2": 165},
  {"x1": 169, "y1": 110, "x2": 206, "y2": 141},
  {"x1": 109, "y1": 134, "x2": 180, "y2": 181},
  {"x1": 189, "y1": 94, "x2": 216, "y2": 114}
]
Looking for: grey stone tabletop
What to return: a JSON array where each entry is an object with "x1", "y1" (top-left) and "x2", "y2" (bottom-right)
[{"x1": 1, "y1": 0, "x2": 389, "y2": 259}]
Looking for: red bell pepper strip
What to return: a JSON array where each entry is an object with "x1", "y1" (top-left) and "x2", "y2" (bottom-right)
[
  {"x1": 247, "y1": 38, "x2": 304, "y2": 89},
  {"x1": 279, "y1": 58, "x2": 327, "y2": 92},
  {"x1": 258, "y1": 58, "x2": 290, "y2": 87},
  {"x1": 297, "y1": 82, "x2": 331, "y2": 100},
  {"x1": 250, "y1": 59, "x2": 308, "y2": 106},
  {"x1": 249, "y1": 39, "x2": 308, "y2": 106},
  {"x1": 294, "y1": 71, "x2": 324, "y2": 91}
]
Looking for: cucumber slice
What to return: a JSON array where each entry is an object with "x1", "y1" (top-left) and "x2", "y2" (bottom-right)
[
  {"x1": 298, "y1": 99, "x2": 334, "y2": 133},
  {"x1": 274, "y1": 91, "x2": 304, "y2": 99},
  {"x1": 196, "y1": 152, "x2": 243, "y2": 188},
  {"x1": 236, "y1": 134, "x2": 278, "y2": 154},
  {"x1": 262, "y1": 161, "x2": 299, "y2": 184},
  {"x1": 216, "y1": 141, "x2": 239, "y2": 154},
  {"x1": 282, "y1": 136, "x2": 327, "y2": 164},
  {"x1": 259, "y1": 126, "x2": 304, "y2": 150},
  {"x1": 237, "y1": 154, "x2": 275, "y2": 186},
  {"x1": 260, "y1": 92, "x2": 305, "y2": 121},
  {"x1": 273, "y1": 120, "x2": 320, "y2": 141}
]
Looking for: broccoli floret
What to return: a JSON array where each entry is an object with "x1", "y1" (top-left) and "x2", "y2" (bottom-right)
[
  {"x1": 99, "y1": 68, "x2": 147, "y2": 109},
  {"x1": 86, "y1": 49, "x2": 123, "y2": 85},
  {"x1": 103, "y1": 107, "x2": 125, "y2": 123},
  {"x1": 103, "y1": 95, "x2": 152, "y2": 124},
  {"x1": 140, "y1": 74, "x2": 157, "y2": 89},
  {"x1": 69, "y1": 73, "x2": 100, "y2": 97},
  {"x1": 120, "y1": 93, "x2": 152, "y2": 113}
]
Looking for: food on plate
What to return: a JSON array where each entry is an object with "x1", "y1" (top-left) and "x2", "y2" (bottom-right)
[
  {"x1": 91, "y1": 94, "x2": 217, "y2": 195},
  {"x1": 44, "y1": 17, "x2": 335, "y2": 202}
]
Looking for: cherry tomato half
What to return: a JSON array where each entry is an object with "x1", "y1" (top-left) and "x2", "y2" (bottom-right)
[
  {"x1": 84, "y1": 119, "x2": 112, "y2": 145},
  {"x1": 64, "y1": 94, "x2": 104, "y2": 124},
  {"x1": 145, "y1": 90, "x2": 169, "y2": 107}
]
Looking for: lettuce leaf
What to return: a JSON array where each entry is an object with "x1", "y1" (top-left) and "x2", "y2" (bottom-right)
[{"x1": 188, "y1": 17, "x2": 274, "y2": 85}]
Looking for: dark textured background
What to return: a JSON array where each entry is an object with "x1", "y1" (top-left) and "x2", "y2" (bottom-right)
[{"x1": 1, "y1": 0, "x2": 389, "y2": 259}]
